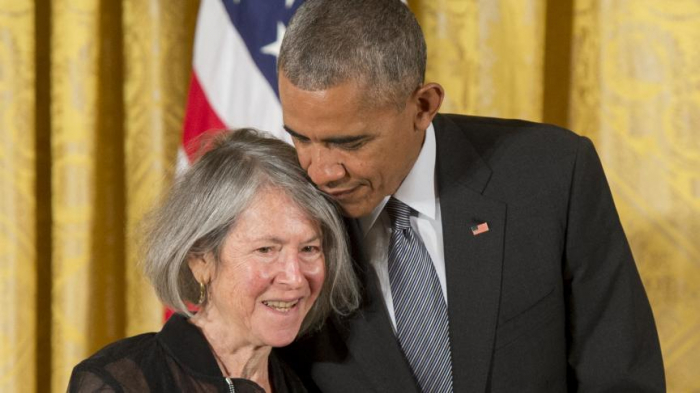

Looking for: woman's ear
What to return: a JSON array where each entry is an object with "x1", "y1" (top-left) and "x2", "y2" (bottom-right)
[
  {"x1": 188, "y1": 252, "x2": 214, "y2": 284},
  {"x1": 412, "y1": 82, "x2": 444, "y2": 131}
]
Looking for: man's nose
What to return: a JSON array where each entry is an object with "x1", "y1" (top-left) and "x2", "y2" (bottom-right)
[{"x1": 303, "y1": 146, "x2": 346, "y2": 187}]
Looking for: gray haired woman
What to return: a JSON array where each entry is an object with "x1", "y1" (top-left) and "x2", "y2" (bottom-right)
[{"x1": 68, "y1": 129, "x2": 360, "y2": 392}]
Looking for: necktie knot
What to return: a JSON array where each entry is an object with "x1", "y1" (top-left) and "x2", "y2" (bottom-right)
[{"x1": 385, "y1": 197, "x2": 412, "y2": 230}]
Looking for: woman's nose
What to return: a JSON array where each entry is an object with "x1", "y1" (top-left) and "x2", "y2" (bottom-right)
[{"x1": 276, "y1": 254, "x2": 304, "y2": 288}]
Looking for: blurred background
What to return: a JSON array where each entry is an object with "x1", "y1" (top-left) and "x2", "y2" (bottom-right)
[{"x1": 1, "y1": 0, "x2": 698, "y2": 392}]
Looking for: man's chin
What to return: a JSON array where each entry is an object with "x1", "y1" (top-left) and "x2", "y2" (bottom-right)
[{"x1": 337, "y1": 199, "x2": 376, "y2": 219}]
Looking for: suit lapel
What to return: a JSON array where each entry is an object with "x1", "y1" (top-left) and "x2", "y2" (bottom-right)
[
  {"x1": 340, "y1": 219, "x2": 421, "y2": 393},
  {"x1": 435, "y1": 115, "x2": 505, "y2": 393}
]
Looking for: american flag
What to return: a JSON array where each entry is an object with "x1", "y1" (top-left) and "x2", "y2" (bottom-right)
[
  {"x1": 470, "y1": 222, "x2": 489, "y2": 236},
  {"x1": 180, "y1": 0, "x2": 302, "y2": 170}
]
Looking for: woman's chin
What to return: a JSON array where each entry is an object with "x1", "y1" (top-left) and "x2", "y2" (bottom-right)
[
  {"x1": 253, "y1": 301, "x2": 309, "y2": 347},
  {"x1": 260, "y1": 329, "x2": 300, "y2": 348}
]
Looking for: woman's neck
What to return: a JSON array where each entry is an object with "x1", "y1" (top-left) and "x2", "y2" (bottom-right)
[{"x1": 189, "y1": 309, "x2": 273, "y2": 391}]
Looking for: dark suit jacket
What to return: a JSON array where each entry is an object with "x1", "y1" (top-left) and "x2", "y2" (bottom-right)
[{"x1": 282, "y1": 114, "x2": 665, "y2": 392}]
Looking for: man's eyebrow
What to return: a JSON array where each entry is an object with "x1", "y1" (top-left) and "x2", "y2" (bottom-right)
[
  {"x1": 284, "y1": 126, "x2": 372, "y2": 145},
  {"x1": 284, "y1": 126, "x2": 309, "y2": 140},
  {"x1": 324, "y1": 135, "x2": 372, "y2": 145}
]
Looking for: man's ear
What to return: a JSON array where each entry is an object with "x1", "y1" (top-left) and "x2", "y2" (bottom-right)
[
  {"x1": 188, "y1": 252, "x2": 214, "y2": 284},
  {"x1": 412, "y1": 82, "x2": 444, "y2": 131}
]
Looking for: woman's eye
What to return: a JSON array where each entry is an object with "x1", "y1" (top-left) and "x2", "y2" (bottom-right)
[{"x1": 301, "y1": 245, "x2": 321, "y2": 254}]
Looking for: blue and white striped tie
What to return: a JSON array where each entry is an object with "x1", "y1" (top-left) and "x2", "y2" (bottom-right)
[{"x1": 386, "y1": 197, "x2": 453, "y2": 393}]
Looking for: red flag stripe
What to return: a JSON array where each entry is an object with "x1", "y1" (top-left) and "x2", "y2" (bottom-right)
[{"x1": 182, "y1": 71, "x2": 227, "y2": 162}]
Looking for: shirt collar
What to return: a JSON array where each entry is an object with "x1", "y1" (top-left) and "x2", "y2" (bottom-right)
[{"x1": 359, "y1": 122, "x2": 437, "y2": 234}]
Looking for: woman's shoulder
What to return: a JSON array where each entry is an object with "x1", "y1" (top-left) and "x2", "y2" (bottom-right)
[
  {"x1": 68, "y1": 333, "x2": 161, "y2": 392},
  {"x1": 75, "y1": 332, "x2": 160, "y2": 368}
]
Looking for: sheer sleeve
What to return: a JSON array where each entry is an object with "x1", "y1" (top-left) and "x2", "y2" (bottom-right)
[
  {"x1": 68, "y1": 357, "x2": 151, "y2": 393},
  {"x1": 67, "y1": 368, "x2": 119, "y2": 392}
]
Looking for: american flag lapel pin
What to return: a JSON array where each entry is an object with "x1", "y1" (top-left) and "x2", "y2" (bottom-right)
[{"x1": 471, "y1": 222, "x2": 489, "y2": 236}]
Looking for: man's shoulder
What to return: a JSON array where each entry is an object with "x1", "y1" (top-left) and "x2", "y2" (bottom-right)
[
  {"x1": 432, "y1": 113, "x2": 596, "y2": 201},
  {"x1": 435, "y1": 113, "x2": 581, "y2": 145},
  {"x1": 434, "y1": 113, "x2": 586, "y2": 163}
]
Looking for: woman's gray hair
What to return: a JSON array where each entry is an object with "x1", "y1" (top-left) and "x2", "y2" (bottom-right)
[
  {"x1": 278, "y1": 0, "x2": 426, "y2": 110},
  {"x1": 142, "y1": 129, "x2": 360, "y2": 335}
]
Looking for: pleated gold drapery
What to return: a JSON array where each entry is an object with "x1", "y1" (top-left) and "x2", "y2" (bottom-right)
[
  {"x1": 0, "y1": 1, "x2": 198, "y2": 392},
  {"x1": 412, "y1": 0, "x2": 548, "y2": 121},
  {"x1": 1, "y1": 2, "x2": 37, "y2": 393},
  {"x1": 1, "y1": 0, "x2": 699, "y2": 392}
]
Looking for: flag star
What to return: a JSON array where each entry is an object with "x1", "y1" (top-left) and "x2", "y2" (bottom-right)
[
  {"x1": 286, "y1": 0, "x2": 295, "y2": 8},
  {"x1": 261, "y1": 22, "x2": 286, "y2": 58}
]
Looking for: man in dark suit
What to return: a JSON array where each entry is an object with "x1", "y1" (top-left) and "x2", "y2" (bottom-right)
[{"x1": 277, "y1": 0, "x2": 665, "y2": 391}]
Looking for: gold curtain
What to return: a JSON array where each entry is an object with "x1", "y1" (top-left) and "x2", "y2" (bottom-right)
[
  {"x1": 2, "y1": 0, "x2": 699, "y2": 392},
  {"x1": 0, "y1": 0, "x2": 198, "y2": 392},
  {"x1": 569, "y1": 1, "x2": 700, "y2": 391},
  {"x1": 412, "y1": 0, "x2": 700, "y2": 391},
  {"x1": 1, "y1": 2, "x2": 37, "y2": 393},
  {"x1": 412, "y1": 0, "x2": 547, "y2": 120}
]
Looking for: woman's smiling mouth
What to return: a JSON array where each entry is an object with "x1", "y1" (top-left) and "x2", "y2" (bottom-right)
[{"x1": 262, "y1": 299, "x2": 300, "y2": 312}]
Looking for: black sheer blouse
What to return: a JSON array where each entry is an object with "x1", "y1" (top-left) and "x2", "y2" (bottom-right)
[{"x1": 68, "y1": 313, "x2": 308, "y2": 392}]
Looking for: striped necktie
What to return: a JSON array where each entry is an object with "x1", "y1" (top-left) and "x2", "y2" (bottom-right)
[{"x1": 386, "y1": 197, "x2": 453, "y2": 393}]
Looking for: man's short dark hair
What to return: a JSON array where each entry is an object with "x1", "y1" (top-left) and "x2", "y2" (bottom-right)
[{"x1": 278, "y1": 0, "x2": 426, "y2": 109}]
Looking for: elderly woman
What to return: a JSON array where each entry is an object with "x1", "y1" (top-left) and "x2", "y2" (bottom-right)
[{"x1": 68, "y1": 129, "x2": 360, "y2": 392}]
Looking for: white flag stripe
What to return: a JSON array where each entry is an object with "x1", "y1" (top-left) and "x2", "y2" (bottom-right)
[
  {"x1": 193, "y1": 0, "x2": 289, "y2": 142},
  {"x1": 176, "y1": 147, "x2": 190, "y2": 176}
]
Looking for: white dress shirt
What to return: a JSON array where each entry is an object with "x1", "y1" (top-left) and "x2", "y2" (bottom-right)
[{"x1": 358, "y1": 123, "x2": 445, "y2": 330}]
